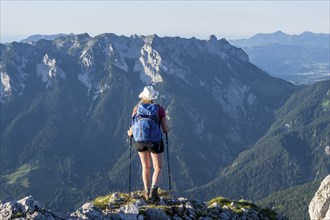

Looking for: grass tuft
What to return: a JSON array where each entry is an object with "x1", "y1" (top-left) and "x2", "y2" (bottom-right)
[{"x1": 93, "y1": 194, "x2": 113, "y2": 209}]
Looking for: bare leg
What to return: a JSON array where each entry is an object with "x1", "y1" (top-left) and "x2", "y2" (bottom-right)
[
  {"x1": 138, "y1": 151, "x2": 151, "y2": 191},
  {"x1": 150, "y1": 152, "x2": 163, "y2": 187}
]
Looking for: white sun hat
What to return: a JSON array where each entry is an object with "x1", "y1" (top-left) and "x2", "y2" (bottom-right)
[{"x1": 138, "y1": 86, "x2": 159, "y2": 101}]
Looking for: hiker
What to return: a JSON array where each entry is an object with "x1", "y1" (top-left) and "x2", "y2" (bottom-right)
[{"x1": 127, "y1": 86, "x2": 170, "y2": 202}]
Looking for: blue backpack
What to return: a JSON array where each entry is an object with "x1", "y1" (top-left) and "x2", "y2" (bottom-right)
[{"x1": 132, "y1": 103, "x2": 163, "y2": 142}]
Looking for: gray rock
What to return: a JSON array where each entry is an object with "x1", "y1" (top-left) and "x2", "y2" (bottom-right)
[
  {"x1": 219, "y1": 211, "x2": 231, "y2": 220},
  {"x1": 309, "y1": 175, "x2": 330, "y2": 220},
  {"x1": 230, "y1": 201, "x2": 238, "y2": 209},
  {"x1": 118, "y1": 213, "x2": 140, "y2": 220},
  {"x1": 240, "y1": 215, "x2": 247, "y2": 220},
  {"x1": 173, "y1": 215, "x2": 182, "y2": 220},
  {"x1": 119, "y1": 198, "x2": 147, "y2": 215},
  {"x1": 178, "y1": 197, "x2": 188, "y2": 204},
  {"x1": 168, "y1": 198, "x2": 180, "y2": 205},
  {"x1": 199, "y1": 217, "x2": 213, "y2": 220},
  {"x1": 135, "y1": 199, "x2": 146, "y2": 207},
  {"x1": 145, "y1": 208, "x2": 170, "y2": 220},
  {"x1": 0, "y1": 197, "x2": 61, "y2": 220},
  {"x1": 186, "y1": 202, "x2": 196, "y2": 218},
  {"x1": 159, "y1": 198, "x2": 166, "y2": 206},
  {"x1": 108, "y1": 213, "x2": 122, "y2": 220},
  {"x1": 0, "y1": 199, "x2": 23, "y2": 220},
  {"x1": 177, "y1": 204, "x2": 185, "y2": 216},
  {"x1": 241, "y1": 207, "x2": 248, "y2": 214},
  {"x1": 27, "y1": 211, "x2": 57, "y2": 220},
  {"x1": 18, "y1": 196, "x2": 43, "y2": 213},
  {"x1": 207, "y1": 202, "x2": 220, "y2": 209},
  {"x1": 109, "y1": 193, "x2": 122, "y2": 203},
  {"x1": 71, "y1": 202, "x2": 105, "y2": 219},
  {"x1": 119, "y1": 203, "x2": 140, "y2": 214}
]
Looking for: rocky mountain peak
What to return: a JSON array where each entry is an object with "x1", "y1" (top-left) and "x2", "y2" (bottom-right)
[
  {"x1": 206, "y1": 35, "x2": 217, "y2": 42},
  {"x1": 0, "y1": 191, "x2": 286, "y2": 220},
  {"x1": 0, "y1": 33, "x2": 253, "y2": 101}
]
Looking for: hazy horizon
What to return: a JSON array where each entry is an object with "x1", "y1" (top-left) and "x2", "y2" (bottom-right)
[
  {"x1": 1, "y1": 32, "x2": 251, "y2": 44},
  {"x1": 1, "y1": 1, "x2": 329, "y2": 43},
  {"x1": 3, "y1": 30, "x2": 330, "y2": 44}
]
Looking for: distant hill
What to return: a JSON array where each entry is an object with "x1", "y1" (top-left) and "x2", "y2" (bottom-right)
[
  {"x1": 230, "y1": 31, "x2": 329, "y2": 48},
  {"x1": 20, "y1": 33, "x2": 74, "y2": 43},
  {"x1": 230, "y1": 31, "x2": 330, "y2": 84}
]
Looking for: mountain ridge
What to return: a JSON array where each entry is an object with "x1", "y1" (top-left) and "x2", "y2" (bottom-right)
[
  {"x1": 229, "y1": 31, "x2": 330, "y2": 48},
  {"x1": 19, "y1": 33, "x2": 75, "y2": 43},
  {"x1": 229, "y1": 31, "x2": 330, "y2": 84},
  {"x1": 187, "y1": 80, "x2": 330, "y2": 219},
  {"x1": 1, "y1": 32, "x2": 295, "y2": 213}
]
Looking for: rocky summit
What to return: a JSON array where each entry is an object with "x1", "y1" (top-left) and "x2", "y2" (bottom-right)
[{"x1": 0, "y1": 190, "x2": 286, "y2": 220}]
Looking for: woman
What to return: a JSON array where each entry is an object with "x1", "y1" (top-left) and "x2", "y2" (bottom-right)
[{"x1": 127, "y1": 86, "x2": 170, "y2": 202}]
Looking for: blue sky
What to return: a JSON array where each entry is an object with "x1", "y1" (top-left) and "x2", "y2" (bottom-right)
[{"x1": 1, "y1": 0, "x2": 329, "y2": 43}]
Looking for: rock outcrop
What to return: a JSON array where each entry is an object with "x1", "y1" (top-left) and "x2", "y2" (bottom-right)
[
  {"x1": 0, "y1": 196, "x2": 61, "y2": 219},
  {"x1": 0, "y1": 190, "x2": 286, "y2": 220},
  {"x1": 309, "y1": 175, "x2": 330, "y2": 220}
]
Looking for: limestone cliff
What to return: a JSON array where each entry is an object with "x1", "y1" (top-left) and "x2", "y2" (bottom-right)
[{"x1": 309, "y1": 175, "x2": 330, "y2": 220}]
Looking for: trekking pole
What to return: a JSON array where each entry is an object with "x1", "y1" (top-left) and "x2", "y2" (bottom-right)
[
  {"x1": 128, "y1": 136, "x2": 132, "y2": 194},
  {"x1": 165, "y1": 134, "x2": 172, "y2": 193}
]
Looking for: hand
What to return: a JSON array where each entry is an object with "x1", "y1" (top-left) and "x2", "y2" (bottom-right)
[
  {"x1": 164, "y1": 126, "x2": 170, "y2": 134},
  {"x1": 127, "y1": 128, "x2": 133, "y2": 137}
]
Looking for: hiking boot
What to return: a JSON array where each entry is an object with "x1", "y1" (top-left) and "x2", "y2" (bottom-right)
[{"x1": 149, "y1": 187, "x2": 160, "y2": 202}]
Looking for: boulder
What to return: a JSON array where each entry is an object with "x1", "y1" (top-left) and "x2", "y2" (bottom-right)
[
  {"x1": 309, "y1": 175, "x2": 330, "y2": 220},
  {"x1": 0, "y1": 198, "x2": 24, "y2": 220},
  {"x1": 145, "y1": 208, "x2": 170, "y2": 220},
  {"x1": 70, "y1": 202, "x2": 106, "y2": 219}
]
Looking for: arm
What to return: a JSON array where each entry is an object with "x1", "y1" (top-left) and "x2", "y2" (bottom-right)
[{"x1": 159, "y1": 106, "x2": 170, "y2": 134}]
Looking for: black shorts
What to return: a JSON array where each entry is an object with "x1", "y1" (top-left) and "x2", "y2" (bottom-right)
[{"x1": 135, "y1": 139, "x2": 164, "y2": 154}]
